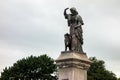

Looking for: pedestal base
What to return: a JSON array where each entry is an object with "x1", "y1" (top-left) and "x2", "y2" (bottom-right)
[{"x1": 56, "y1": 51, "x2": 91, "y2": 80}]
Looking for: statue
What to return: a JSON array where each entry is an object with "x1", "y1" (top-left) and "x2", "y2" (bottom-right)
[{"x1": 64, "y1": 7, "x2": 84, "y2": 52}]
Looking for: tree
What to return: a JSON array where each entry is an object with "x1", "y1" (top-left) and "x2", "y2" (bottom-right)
[
  {"x1": 118, "y1": 78, "x2": 120, "y2": 80},
  {"x1": 87, "y1": 57, "x2": 117, "y2": 80},
  {"x1": 1, "y1": 54, "x2": 57, "y2": 80}
]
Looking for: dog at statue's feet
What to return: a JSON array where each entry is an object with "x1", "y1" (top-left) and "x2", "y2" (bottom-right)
[{"x1": 64, "y1": 33, "x2": 71, "y2": 51}]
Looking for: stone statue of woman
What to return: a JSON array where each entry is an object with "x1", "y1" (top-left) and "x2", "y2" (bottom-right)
[{"x1": 64, "y1": 7, "x2": 84, "y2": 52}]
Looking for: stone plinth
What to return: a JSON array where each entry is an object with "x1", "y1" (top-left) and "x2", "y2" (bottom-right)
[{"x1": 56, "y1": 51, "x2": 91, "y2": 80}]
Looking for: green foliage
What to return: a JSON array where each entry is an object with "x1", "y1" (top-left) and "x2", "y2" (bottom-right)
[
  {"x1": 118, "y1": 78, "x2": 120, "y2": 80},
  {"x1": 1, "y1": 54, "x2": 57, "y2": 80},
  {"x1": 88, "y1": 57, "x2": 117, "y2": 80}
]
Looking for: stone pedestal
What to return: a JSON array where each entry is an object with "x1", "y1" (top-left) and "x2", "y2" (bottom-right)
[{"x1": 56, "y1": 51, "x2": 91, "y2": 80}]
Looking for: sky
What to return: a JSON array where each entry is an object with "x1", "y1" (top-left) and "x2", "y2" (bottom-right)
[{"x1": 0, "y1": 0, "x2": 120, "y2": 77}]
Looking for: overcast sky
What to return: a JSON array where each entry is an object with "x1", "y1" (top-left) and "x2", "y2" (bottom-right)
[{"x1": 0, "y1": 0, "x2": 120, "y2": 77}]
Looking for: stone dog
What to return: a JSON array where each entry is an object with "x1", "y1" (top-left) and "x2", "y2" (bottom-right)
[{"x1": 64, "y1": 33, "x2": 71, "y2": 51}]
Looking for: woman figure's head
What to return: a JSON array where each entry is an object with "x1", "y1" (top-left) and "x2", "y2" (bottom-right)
[{"x1": 70, "y1": 7, "x2": 78, "y2": 15}]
